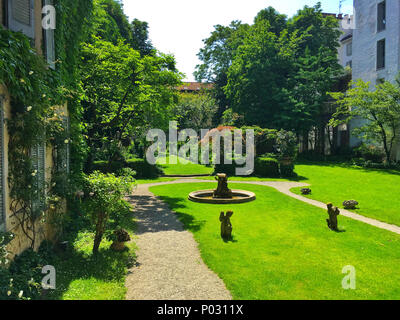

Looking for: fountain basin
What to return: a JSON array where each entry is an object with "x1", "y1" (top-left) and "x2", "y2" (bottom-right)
[{"x1": 188, "y1": 189, "x2": 256, "y2": 204}]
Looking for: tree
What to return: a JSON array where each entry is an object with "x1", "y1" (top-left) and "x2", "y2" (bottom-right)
[
  {"x1": 172, "y1": 92, "x2": 218, "y2": 131},
  {"x1": 83, "y1": 172, "x2": 134, "y2": 254},
  {"x1": 330, "y1": 79, "x2": 400, "y2": 163},
  {"x1": 80, "y1": 38, "x2": 182, "y2": 167},
  {"x1": 224, "y1": 19, "x2": 297, "y2": 129},
  {"x1": 194, "y1": 21, "x2": 250, "y2": 123},
  {"x1": 130, "y1": 19, "x2": 154, "y2": 56}
]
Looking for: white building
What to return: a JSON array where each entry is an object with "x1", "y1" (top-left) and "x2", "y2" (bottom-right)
[{"x1": 336, "y1": 0, "x2": 400, "y2": 160}]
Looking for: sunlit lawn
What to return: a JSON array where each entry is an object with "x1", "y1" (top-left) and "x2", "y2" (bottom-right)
[
  {"x1": 47, "y1": 213, "x2": 136, "y2": 300},
  {"x1": 157, "y1": 155, "x2": 213, "y2": 176},
  {"x1": 151, "y1": 182, "x2": 400, "y2": 300},
  {"x1": 292, "y1": 162, "x2": 400, "y2": 226}
]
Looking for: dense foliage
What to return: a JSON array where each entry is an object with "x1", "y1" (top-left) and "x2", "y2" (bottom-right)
[
  {"x1": 82, "y1": 172, "x2": 134, "y2": 253},
  {"x1": 196, "y1": 3, "x2": 343, "y2": 154},
  {"x1": 330, "y1": 79, "x2": 400, "y2": 163}
]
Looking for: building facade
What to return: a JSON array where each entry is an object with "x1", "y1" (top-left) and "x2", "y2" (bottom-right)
[
  {"x1": 337, "y1": 0, "x2": 400, "y2": 160},
  {"x1": 0, "y1": 0, "x2": 67, "y2": 258}
]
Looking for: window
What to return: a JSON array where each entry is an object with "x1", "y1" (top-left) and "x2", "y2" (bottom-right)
[
  {"x1": 377, "y1": 39, "x2": 386, "y2": 69},
  {"x1": 346, "y1": 61, "x2": 352, "y2": 69},
  {"x1": 346, "y1": 43, "x2": 352, "y2": 56},
  {"x1": 0, "y1": 97, "x2": 5, "y2": 231},
  {"x1": 377, "y1": 1, "x2": 386, "y2": 32},
  {"x1": 7, "y1": 0, "x2": 35, "y2": 39}
]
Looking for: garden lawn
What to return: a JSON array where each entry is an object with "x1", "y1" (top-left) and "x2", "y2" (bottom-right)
[
  {"x1": 292, "y1": 162, "x2": 400, "y2": 226},
  {"x1": 151, "y1": 182, "x2": 400, "y2": 300},
  {"x1": 47, "y1": 213, "x2": 136, "y2": 300},
  {"x1": 157, "y1": 155, "x2": 213, "y2": 176}
]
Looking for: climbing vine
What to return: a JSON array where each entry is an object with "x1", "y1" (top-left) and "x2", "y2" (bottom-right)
[{"x1": 0, "y1": 0, "x2": 93, "y2": 248}]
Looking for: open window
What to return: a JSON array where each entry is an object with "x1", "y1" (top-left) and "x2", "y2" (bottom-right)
[{"x1": 7, "y1": 0, "x2": 35, "y2": 39}]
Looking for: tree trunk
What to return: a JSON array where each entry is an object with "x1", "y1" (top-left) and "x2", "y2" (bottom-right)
[{"x1": 93, "y1": 213, "x2": 106, "y2": 254}]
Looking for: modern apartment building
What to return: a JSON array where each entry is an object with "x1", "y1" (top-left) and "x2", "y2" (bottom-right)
[{"x1": 335, "y1": 0, "x2": 400, "y2": 159}]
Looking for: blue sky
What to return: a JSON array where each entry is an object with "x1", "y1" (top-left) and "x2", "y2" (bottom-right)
[{"x1": 122, "y1": 0, "x2": 353, "y2": 81}]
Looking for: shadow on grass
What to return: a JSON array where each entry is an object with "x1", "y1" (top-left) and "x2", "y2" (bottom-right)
[
  {"x1": 45, "y1": 211, "x2": 137, "y2": 300},
  {"x1": 295, "y1": 160, "x2": 400, "y2": 176}
]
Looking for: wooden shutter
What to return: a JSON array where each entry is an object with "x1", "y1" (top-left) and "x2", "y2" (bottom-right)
[
  {"x1": 31, "y1": 140, "x2": 46, "y2": 214},
  {"x1": 59, "y1": 116, "x2": 70, "y2": 174},
  {"x1": 43, "y1": 0, "x2": 55, "y2": 69},
  {"x1": 0, "y1": 98, "x2": 5, "y2": 231},
  {"x1": 7, "y1": 0, "x2": 35, "y2": 39}
]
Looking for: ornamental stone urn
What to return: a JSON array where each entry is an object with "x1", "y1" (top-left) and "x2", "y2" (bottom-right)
[
  {"x1": 343, "y1": 200, "x2": 359, "y2": 210},
  {"x1": 111, "y1": 228, "x2": 131, "y2": 251}
]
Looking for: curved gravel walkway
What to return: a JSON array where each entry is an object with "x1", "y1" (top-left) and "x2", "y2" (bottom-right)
[{"x1": 126, "y1": 178, "x2": 400, "y2": 300}]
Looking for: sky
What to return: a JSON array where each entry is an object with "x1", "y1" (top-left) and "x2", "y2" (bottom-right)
[{"x1": 122, "y1": 0, "x2": 354, "y2": 82}]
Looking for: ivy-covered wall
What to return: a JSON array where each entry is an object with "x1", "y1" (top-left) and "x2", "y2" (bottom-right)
[{"x1": 0, "y1": 0, "x2": 93, "y2": 257}]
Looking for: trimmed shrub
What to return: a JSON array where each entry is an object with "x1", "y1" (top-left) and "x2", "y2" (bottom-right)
[
  {"x1": 126, "y1": 158, "x2": 162, "y2": 178},
  {"x1": 280, "y1": 162, "x2": 296, "y2": 177},
  {"x1": 92, "y1": 160, "x2": 124, "y2": 174},
  {"x1": 92, "y1": 159, "x2": 162, "y2": 179},
  {"x1": 255, "y1": 158, "x2": 279, "y2": 177}
]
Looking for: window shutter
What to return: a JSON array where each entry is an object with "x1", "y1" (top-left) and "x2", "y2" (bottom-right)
[
  {"x1": 31, "y1": 140, "x2": 46, "y2": 214},
  {"x1": 7, "y1": 0, "x2": 35, "y2": 39},
  {"x1": 0, "y1": 99, "x2": 5, "y2": 231},
  {"x1": 43, "y1": 0, "x2": 55, "y2": 69}
]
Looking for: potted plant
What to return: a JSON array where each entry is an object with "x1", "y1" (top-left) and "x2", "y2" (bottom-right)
[{"x1": 110, "y1": 228, "x2": 131, "y2": 252}]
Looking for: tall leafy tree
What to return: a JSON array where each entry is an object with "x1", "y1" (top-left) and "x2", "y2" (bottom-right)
[
  {"x1": 80, "y1": 39, "x2": 182, "y2": 166},
  {"x1": 330, "y1": 79, "x2": 400, "y2": 163}
]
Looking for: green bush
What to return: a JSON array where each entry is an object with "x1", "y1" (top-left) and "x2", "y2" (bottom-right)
[
  {"x1": 255, "y1": 158, "x2": 279, "y2": 177},
  {"x1": 92, "y1": 158, "x2": 161, "y2": 178},
  {"x1": 125, "y1": 158, "x2": 162, "y2": 178},
  {"x1": 280, "y1": 162, "x2": 296, "y2": 177},
  {"x1": 0, "y1": 242, "x2": 53, "y2": 300},
  {"x1": 92, "y1": 161, "x2": 124, "y2": 174},
  {"x1": 83, "y1": 172, "x2": 134, "y2": 253}
]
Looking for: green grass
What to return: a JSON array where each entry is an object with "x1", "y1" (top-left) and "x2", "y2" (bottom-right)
[
  {"x1": 47, "y1": 212, "x2": 136, "y2": 300},
  {"x1": 151, "y1": 182, "x2": 400, "y2": 300},
  {"x1": 195, "y1": 175, "x2": 291, "y2": 182},
  {"x1": 291, "y1": 162, "x2": 400, "y2": 226},
  {"x1": 136, "y1": 177, "x2": 177, "y2": 184},
  {"x1": 157, "y1": 155, "x2": 213, "y2": 176}
]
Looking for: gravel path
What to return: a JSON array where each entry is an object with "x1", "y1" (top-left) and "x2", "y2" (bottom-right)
[
  {"x1": 126, "y1": 178, "x2": 400, "y2": 300},
  {"x1": 125, "y1": 183, "x2": 232, "y2": 300}
]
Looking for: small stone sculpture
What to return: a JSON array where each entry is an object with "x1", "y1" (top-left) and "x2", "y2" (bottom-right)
[
  {"x1": 220, "y1": 211, "x2": 233, "y2": 239},
  {"x1": 343, "y1": 200, "x2": 359, "y2": 210},
  {"x1": 213, "y1": 173, "x2": 233, "y2": 199},
  {"x1": 301, "y1": 188, "x2": 312, "y2": 195},
  {"x1": 326, "y1": 203, "x2": 340, "y2": 231},
  {"x1": 111, "y1": 228, "x2": 131, "y2": 251}
]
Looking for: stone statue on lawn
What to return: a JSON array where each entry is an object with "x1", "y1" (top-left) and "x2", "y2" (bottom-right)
[
  {"x1": 326, "y1": 203, "x2": 340, "y2": 231},
  {"x1": 220, "y1": 211, "x2": 233, "y2": 239}
]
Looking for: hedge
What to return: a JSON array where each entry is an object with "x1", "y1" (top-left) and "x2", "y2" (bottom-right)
[
  {"x1": 254, "y1": 157, "x2": 280, "y2": 177},
  {"x1": 92, "y1": 158, "x2": 162, "y2": 179}
]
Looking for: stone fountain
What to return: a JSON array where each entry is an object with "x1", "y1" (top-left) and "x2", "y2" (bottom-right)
[{"x1": 188, "y1": 173, "x2": 256, "y2": 204}]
